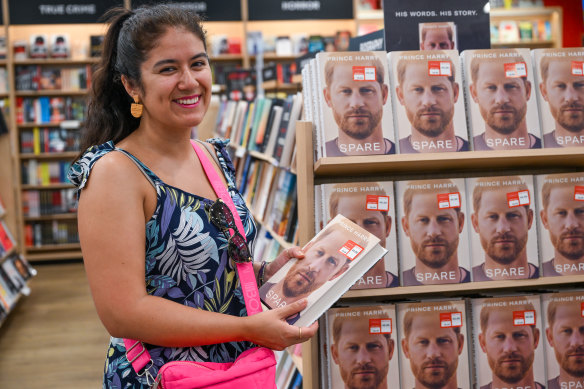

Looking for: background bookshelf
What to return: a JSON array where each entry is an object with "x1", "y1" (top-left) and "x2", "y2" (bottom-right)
[{"x1": 294, "y1": 122, "x2": 584, "y2": 389}]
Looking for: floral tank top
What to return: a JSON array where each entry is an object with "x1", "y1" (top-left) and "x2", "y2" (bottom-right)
[{"x1": 68, "y1": 138, "x2": 257, "y2": 389}]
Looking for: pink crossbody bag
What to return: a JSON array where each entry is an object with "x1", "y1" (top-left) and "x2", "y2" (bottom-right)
[{"x1": 123, "y1": 140, "x2": 277, "y2": 389}]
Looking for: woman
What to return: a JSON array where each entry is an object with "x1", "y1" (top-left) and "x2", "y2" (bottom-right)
[{"x1": 68, "y1": 4, "x2": 317, "y2": 387}]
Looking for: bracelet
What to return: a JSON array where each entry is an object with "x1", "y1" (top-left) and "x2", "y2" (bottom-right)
[{"x1": 258, "y1": 261, "x2": 268, "y2": 287}]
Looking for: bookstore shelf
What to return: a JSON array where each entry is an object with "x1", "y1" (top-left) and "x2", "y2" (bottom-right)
[
  {"x1": 21, "y1": 184, "x2": 74, "y2": 190},
  {"x1": 17, "y1": 122, "x2": 62, "y2": 128},
  {"x1": 13, "y1": 58, "x2": 99, "y2": 66},
  {"x1": 355, "y1": 9, "x2": 384, "y2": 21},
  {"x1": 491, "y1": 40, "x2": 555, "y2": 48},
  {"x1": 19, "y1": 152, "x2": 77, "y2": 160},
  {"x1": 0, "y1": 293, "x2": 22, "y2": 328},
  {"x1": 15, "y1": 89, "x2": 89, "y2": 97},
  {"x1": 0, "y1": 248, "x2": 16, "y2": 264},
  {"x1": 294, "y1": 121, "x2": 584, "y2": 389},
  {"x1": 252, "y1": 212, "x2": 294, "y2": 250},
  {"x1": 24, "y1": 213, "x2": 76, "y2": 222},
  {"x1": 262, "y1": 80, "x2": 300, "y2": 93},
  {"x1": 26, "y1": 243, "x2": 80, "y2": 252},
  {"x1": 26, "y1": 250, "x2": 82, "y2": 262},
  {"x1": 490, "y1": 6, "x2": 562, "y2": 48}
]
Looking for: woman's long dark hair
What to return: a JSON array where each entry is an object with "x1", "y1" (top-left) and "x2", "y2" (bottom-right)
[{"x1": 77, "y1": 3, "x2": 207, "y2": 158}]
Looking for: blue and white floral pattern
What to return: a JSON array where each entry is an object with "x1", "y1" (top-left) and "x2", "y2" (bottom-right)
[{"x1": 68, "y1": 139, "x2": 257, "y2": 388}]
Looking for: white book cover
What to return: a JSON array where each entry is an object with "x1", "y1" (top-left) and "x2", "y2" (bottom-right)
[
  {"x1": 279, "y1": 92, "x2": 303, "y2": 168},
  {"x1": 301, "y1": 63, "x2": 313, "y2": 122},
  {"x1": 471, "y1": 295, "x2": 546, "y2": 389},
  {"x1": 29, "y1": 34, "x2": 48, "y2": 59},
  {"x1": 311, "y1": 58, "x2": 324, "y2": 161},
  {"x1": 388, "y1": 50, "x2": 469, "y2": 154},
  {"x1": 314, "y1": 184, "x2": 323, "y2": 235},
  {"x1": 532, "y1": 48, "x2": 584, "y2": 148},
  {"x1": 461, "y1": 48, "x2": 542, "y2": 151},
  {"x1": 259, "y1": 214, "x2": 387, "y2": 327},
  {"x1": 466, "y1": 175, "x2": 540, "y2": 281},
  {"x1": 49, "y1": 34, "x2": 69, "y2": 58},
  {"x1": 535, "y1": 172, "x2": 584, "y2": 277},
  {"x1": 321, "y1": 181, "x2": 399, "y2": 289},
  {"x1": 326, "y1": 304, "x2": 400, "y2": 389},
  {"x1": 541, "y1": 290, "x2": 584, "y2": 389},
  {"x1": 395, "y1": 178, "x2": 471, "y2": 286},
  {"x1": 397, "y1": 299, "x2": 471, "y2": 389},
  {"x1": 316, "y1": 51, "x2": 396, "y2": 157}
]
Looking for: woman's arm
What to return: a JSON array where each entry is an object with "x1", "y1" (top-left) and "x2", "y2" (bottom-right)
[{"x1": 78, "y1": 152, "x2": 316, "y2": 350}]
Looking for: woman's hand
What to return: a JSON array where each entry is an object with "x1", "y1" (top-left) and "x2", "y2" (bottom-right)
[
  {"x1": 265, "y1": 246, "x2": 305, "y2": 281},
  {"x1": 245, "y1": 299, "x2": 318, "y2": 351}
]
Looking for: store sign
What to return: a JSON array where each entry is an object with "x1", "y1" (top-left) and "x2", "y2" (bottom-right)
[
  {"x1": 249, "y1": 0, "x2": 353, "y2": 20},
  {"x1": 132, "y1": 0, "x2": 241, "y2": 21},
  {"x1": 9, "y1": 0, "x2": 123, "y2": 24}
]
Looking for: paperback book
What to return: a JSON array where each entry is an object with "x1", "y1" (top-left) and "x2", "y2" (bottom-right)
[
  {"x1": 535, "y1": 172, "x2": 584, "y2": 277},
  {"x1": 326, "y1": 304, "x2": 400, "y2": 389},
  {"x1": 259, "y1": 214, "x2": 387, "y2": 326},
  {"x1": 532, "y1": 48, "x2": 584, "y2": 148},
  {"x1": 470, "y1": 295, "x2": 546, "y2": 389},
  {"x1": 320, "y1": 181, "x2": 399, "y2": 289},
  {"x1": 395, "y1": 178, "x2": 471, "y2": 286},
  {"x1": 397, "y1": 299, "x2": 471, "y2": 389},
  {"x1": 466, "y1": 175, "x2": 540, "y2": 281},
  {"x1": 315, "y1": 51, "x2": 396, "y2": 157},
  {"x1": 388, "y1": 49, "x2": 469, "y2": 154},
  {"x1": 461, "y1": 48, "x2": 542, "y2": 151}
]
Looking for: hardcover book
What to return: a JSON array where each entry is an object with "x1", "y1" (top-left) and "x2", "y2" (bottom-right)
[
  {"x1": 326, "y1": 304, "x2": 400, "y2": 389},
  {"x1": 532, "y1": 48, "x2": 584, "y2": 148},
  {"x1": 315, "y1": 51, "x2": 396, "y2": 157},
  {"x1": 29, "y1": 34, "x2": 48, "y2": 59},
  {"x1": 397, "y1": 299, "x2": 471, "y2": 389},
  {"x1": 0, "y1": 220, "x2": 15, "y2": 257},
  {"x1": 395, "y1": 178, "x2": 471, "y2": 286},
  {"x1": 49, "y1": 34, "x2": 69, "y2": 58},
  {"x1": 259, "y1": 214, "x2": 387, "y2": 326},
  {"x1": 541, "y1": 290, "x2": 584, "y2": 389},
  {"x1": 320, "y1": 181, "x2": 399, "y2": 289},
  {"x1": 535, "y1": 172, "x2": 584, "y2": 277},
  {"x1": 388, "y1": 50, "x2": 469, "y2": 154},
  {"x1": 466, "y1": 175, "x2": 540, "y2": 281},
  {"x1": 470, "y1": 295, "x2": 546, "y2": 389},
  {"x1": 461, "y1": 48, "x2": 542, "y2": 151}
]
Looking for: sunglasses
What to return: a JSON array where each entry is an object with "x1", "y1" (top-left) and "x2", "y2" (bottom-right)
[{"x1": 206, "y1": 199, "x2": 252, "y2": 263}]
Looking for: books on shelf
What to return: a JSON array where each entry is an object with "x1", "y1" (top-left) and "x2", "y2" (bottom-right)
[
  {"x1": 259, "y1": 214, "x2": 387, "y2": 327},
  {"x1": 319, "y1": 181, "x2": 399, "y2": 289},
  {"x1": 0, "y1": 220, "x2": 16, "y2": 258},
  {"x1": 49, "y1": 34, "x2": 70, "y2": 59},
  {"x1": 466, "y1": 175, "x2": 540, "y2": 282},
  {"x1": 532, "y1": 48, "x2": 584, "y2": 148},
  {"x1": 395, "y1": 178, "x2": 471, "y2": 286},
  {"x1": 24, "y1": 219, "x2": 79, "y2": 247},
  {"x1": 388, "y1": 49, "x2": 470, "y2": 154},
  {"x1": 461, "y1": 48, "x2": 542, "y2": 151}
]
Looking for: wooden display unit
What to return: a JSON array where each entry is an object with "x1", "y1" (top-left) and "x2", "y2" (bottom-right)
[
  {"x1": 294, "y1": 121, "x2": 584, "y2": 389},
  {"x1": 490, "y1": 6, "x2": 563, "y2": 48}
]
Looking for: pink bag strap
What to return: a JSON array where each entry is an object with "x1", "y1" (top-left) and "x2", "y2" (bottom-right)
[{"x1": 124, "y1": 139, "x2": 263, "y2": 375}]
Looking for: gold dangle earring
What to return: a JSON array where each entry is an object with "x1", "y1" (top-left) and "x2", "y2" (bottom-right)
[{"x1": 130, "y1": 95, "x2": 143, "y2": 118}]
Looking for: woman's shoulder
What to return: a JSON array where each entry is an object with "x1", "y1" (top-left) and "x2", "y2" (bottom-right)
[{"x1": 68, "y1": 141, "x2": 140, "y2": 191}]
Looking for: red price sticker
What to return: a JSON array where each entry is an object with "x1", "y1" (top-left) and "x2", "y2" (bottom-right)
[
  {"x1": 353, "y1": 66, "x2": 376, "y2": 81},
  {"x1": 437, "y1": 192, "x2": 461, "y2": 209},
  {"x1": 507, "y1": 190, "x2": 530, "y2": 208},
  {"x1": 513, "y1": 310, "x2": 536, "y2": 326},
  {"x1": 366, "y1": 195, "x2": 390, "y2": 212},
  {"x1": 440, "y1": 312, "x2": 463, "y2": 328},
  {"x1": 369, "y1": 318, "x2": 392, "y2": 334},
  {"x1": 428, "y1": 61, "x2": 452, "y2": 76},
  {"x1": 581, "y1": 302, "x2": 584, "y2": 318},
  {"x1": 572, "y1": 61, "x2": 584, "y2": 76},
  {"x1": 504, "y1": 62, "x2": 527, "y2": 78},
  {"x1": 575, "y1": 186, "x2": 584, "y2": 201},
  {"x1": 339, "y1": 240, "x2": 364, "y2": 260}
]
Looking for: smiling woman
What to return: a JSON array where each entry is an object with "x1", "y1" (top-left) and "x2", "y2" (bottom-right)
[{"x1": 67, "y1": 3, "x2": 317, "y2": 387}]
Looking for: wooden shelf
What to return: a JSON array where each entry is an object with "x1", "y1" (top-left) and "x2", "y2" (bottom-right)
[
  {"x1": 19, "y1": 151, "x2": 78, "y2": 160},
  {"x1": 491, "y1": 40, "x2": 555, "y2": 48},
  {"x1": 343, "y1": 274, "x2": 584, "y2": 300},
  {"x1": 252, "y1": 212, "x2": 294, "y2": 250},
  {"x1": 490, "y1": 7, "x2": 558, "y2": 17},
  {"x1": 17, "y1": 122, "x2": 62, "y2": 128},
  {"x1": 15, "y1": 89, "x2": 88, "y2": 96},
  {"x1": 262, "y1": 80, "x2": 300, "y2": 92},
  {"x1": 13, "y1": 57, "x2": 99, "y2": 65},
  {"x1": 314, "y1": 147, "x2": 584, "y2": 178},
  {"x1": 209, "y1": 54, "x2": 243, "y2": 62},
  {"x1": 21, "y1": 183, "x2": 74, "y2": 190},
  {"x1": 25, "y1": 250, "x2": 82, "y2": 262},
  {"x1": 26, "y1": 243, "x2": 80, "y2": 253},
  {"x1": 24, "y1": 213, "x2": 76, "y2": 221}
]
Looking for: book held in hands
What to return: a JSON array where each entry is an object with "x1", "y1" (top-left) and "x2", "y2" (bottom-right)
[{"x1": 259, "y1": 214, "x2": 388, "y2": 327}]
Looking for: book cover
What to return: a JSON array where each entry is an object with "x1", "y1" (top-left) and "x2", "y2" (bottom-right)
[
  {"x1": 532, "y1": 48, "x2": 584, "y2": 148},
  {"x1": 388, "y1": 50, "x2": 469, "y2": 154},
  {"x1": 535, "y1": 172, "x2": 584, "y2": 277},
  {"x1": 348, "y1": 29, "x2": 385, "y2": 52},
  {"x1": 0, "y1": 220, "x2": 15, "y2": 256},
  {"x1": 397, "y1": 299, "x2": 471, "y2": 389},
  {"x1": 382, "y1": 0, "x2": 490, "y2": 52},
  {"x1": 461, "y1": 49, "x2": 542, "y2": 151},
  {"x1": 259, "y1": 214, "x2": 387, "y2": 327},
  {"x1": 466, "y1": 175, "x2": 540, "y2": 281},
  {"x1": 395, "y1": 178, "x2": 471, "y2": 286},
  {"x1": 321, "y1": 181, "x2": 399, "y2": 289},
  {"x1": 471, "y1": 295, "x2": 546, "y2": 389},
  {"x1": 29, "y1": 34, "x2": 48, "y2": 59},
  {"x1": 49, "y1": 34, "x2": 69, "y2": 58},
  {"x1": 326, "y1": 304, "x2": 400, "y2": 389},
  {"x1": 541, "y1": 290, "x2": 584, "y2": 389},
  {"x1": 316, "y1": 51, "x2": 396, "y2": 157}
]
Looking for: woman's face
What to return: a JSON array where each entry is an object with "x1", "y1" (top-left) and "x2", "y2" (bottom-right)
[{"x1": 136, "y1": 27, "x2": 212, "y2": 131}]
